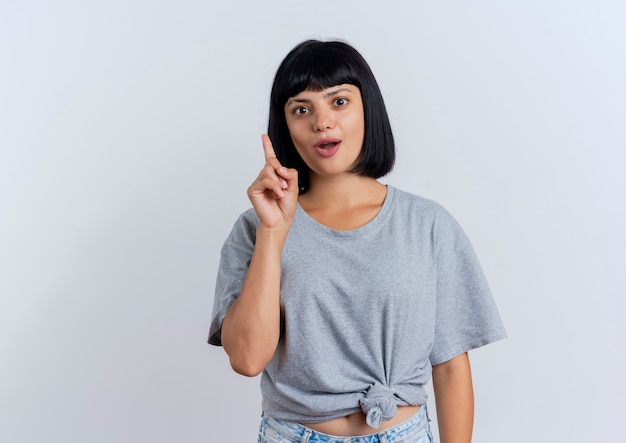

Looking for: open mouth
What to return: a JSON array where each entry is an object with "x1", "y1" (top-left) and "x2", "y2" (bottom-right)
[
  {"x1": 314, "y1": 138, "x2": 341, "y2": 157},
  {"x1": 315, "y1": 141, "x2": 339, "y2": 150}
]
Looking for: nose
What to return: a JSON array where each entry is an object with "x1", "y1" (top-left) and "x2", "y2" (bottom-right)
[{"x1": 313, "y1": 107, "x2": 334, "y2": 132}]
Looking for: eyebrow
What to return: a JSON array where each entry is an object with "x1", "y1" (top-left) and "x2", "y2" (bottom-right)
[{"x1": 286, "y1": 87, "x2": 352, "y2": 106}]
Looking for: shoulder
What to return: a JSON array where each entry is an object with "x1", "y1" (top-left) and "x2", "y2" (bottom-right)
[
  {"x1": 387, "y1": 187, "x2": 470, "y2": 248},
  {"x1": 223, "y1": 207, "x2": 259, "y2": 250},
  {"x1": 388, "y1": 186, "x2": 455, "y2": 224},
  {"x1": 237, "y1": 207, "x2": 259, "y2": 228}
]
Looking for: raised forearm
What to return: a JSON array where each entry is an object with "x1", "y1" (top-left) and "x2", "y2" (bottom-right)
[
  {"x1": 432, "y1": 353, "x2": 474, "y2": 443},
  {"x1": 221, "y1": 227, "x2": 286, "y2": 377}
]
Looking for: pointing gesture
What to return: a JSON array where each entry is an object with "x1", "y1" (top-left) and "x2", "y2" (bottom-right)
[
  {"x1": 247, "y1": 134, "x2": 299, "y2": 230},
  {"x1": 262, "y1": 134, "x2": 277, "y2": 160}
]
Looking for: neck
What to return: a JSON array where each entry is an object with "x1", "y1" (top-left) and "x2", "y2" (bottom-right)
[{"x1": 301, "y1": 174, "x2": 386, "y2": 209}]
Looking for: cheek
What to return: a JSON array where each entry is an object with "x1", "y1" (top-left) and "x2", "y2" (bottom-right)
[
  {"x1": 287, "y1": 123, "x2": 308, "y2": 147},
  {"x1": 286, "y1": 130, "x2": 305, "y2": 158},
  {"x1": 287, "y1": 130, "x2": 302, "y2": 149},
  {"x1": 348, "y1": 115, "x2": 365, "y2": 139}
]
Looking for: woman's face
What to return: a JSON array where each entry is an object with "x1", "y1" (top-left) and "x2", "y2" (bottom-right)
[{"x1": 284, "y1": 84, "x2": 365, "y2": 181}]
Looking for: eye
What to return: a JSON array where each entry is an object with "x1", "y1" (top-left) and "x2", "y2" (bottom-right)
[
  {"x1": 333, "y1": 97, "x2": 349, "y2": 107},
  {"x1": 293, "y1": 106, "x2": 309, "y2": 116}
]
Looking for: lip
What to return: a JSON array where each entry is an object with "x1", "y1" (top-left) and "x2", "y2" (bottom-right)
[{"x1": 314, "y1": 138, "x2": 341, "y2": 158}]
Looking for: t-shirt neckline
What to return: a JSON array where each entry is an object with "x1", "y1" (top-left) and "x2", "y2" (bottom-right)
[{"x1": 295, "y1": 185, "x2": 395, "y2": 238}]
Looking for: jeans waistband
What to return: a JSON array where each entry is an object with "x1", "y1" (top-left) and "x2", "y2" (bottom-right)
[{"x1": 259, "y1": 405, "x2": 430, "y2": 443}]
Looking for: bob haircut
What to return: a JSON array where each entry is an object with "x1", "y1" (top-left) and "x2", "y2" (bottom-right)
[{"x1": 268, "y1": 39, "x2": 395, "y2": 193}]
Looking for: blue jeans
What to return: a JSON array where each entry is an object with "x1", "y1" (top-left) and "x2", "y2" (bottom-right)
[{"x1": 258, "y1": 406, "x2": 433, "y2": 443}]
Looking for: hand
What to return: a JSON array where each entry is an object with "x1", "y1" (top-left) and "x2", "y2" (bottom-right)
[{"x1": 247, "y1": 134, "x2": 299, "y2": 230}]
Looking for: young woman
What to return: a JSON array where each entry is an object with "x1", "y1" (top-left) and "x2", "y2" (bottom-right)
[{"x1": 209, "y1": 39, "x2": 506, "y2": 443}]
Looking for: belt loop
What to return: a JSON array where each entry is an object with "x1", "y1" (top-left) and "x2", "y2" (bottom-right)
[
  {"x1": 300, "y1": 428, "x2": 312, "y2": 443},
  {"x1": 378, "y1": 432, "x2": 389, "y2": 443}
]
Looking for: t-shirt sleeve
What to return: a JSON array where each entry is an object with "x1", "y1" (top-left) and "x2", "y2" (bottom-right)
[
  {"x1": 208, "y1": 211, "x2": 258, "y2": 346},
  {"x1": 429, "y1": 207, "x2": 507, "y2": 365}
]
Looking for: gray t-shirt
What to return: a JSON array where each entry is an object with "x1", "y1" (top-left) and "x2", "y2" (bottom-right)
[{"x1": 209, "y1": 186, "x2": 506, "y2": 428}]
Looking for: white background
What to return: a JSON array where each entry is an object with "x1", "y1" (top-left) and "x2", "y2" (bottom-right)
[{"x1": 1, "y1": 1, "x2": 624, "y2": 442}]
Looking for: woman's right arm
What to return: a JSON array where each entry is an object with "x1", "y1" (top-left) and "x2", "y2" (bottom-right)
[{"x1": 221, "y1": 135, "x2": 298, "y2": 377}]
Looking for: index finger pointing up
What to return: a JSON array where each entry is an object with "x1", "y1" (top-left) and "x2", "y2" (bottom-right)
[{"x1": 261, "y1": 134, "x2": 277, "y2": 161}]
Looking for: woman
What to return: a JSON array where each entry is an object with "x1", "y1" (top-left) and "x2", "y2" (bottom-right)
[{"x1": 209, "y1": 39, "x2": 506, "y2": 443}]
